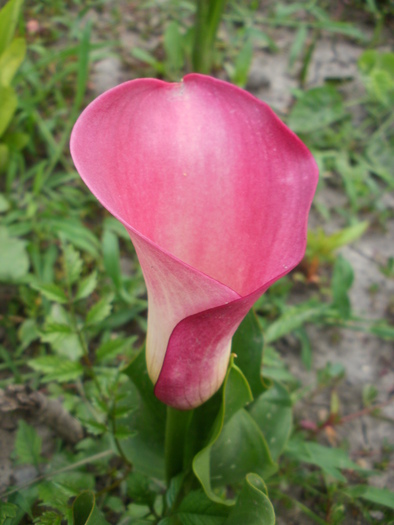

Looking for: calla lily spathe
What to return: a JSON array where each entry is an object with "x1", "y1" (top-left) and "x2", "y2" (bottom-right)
[{"x1": 70, "y1": 74, "x2": 318, "y2": 410}]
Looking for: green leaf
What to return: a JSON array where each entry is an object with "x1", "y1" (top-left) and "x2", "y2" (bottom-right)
[
  {"x1": 307, "y1": 222, "x2": 368, "y2": 261},
  {"x1": 46, "y1": 218, "x2": 100, "y2": 258},
  {"x1": 102, "y1": 228, "x2": 121, "y2": 290},
  {"x1": 0, "y1": 0, "x2": 23, "y2": 56},
  {"x1": 14, "y1": 420, "x2": 42, "y2": 466},
  {"x1": 131, "y1": 47, "x2": 164, "y2": 74},
  {"x1": 0, "y1": 143, "x2": 8, "y2": 172},
  {"x1": 232, "y1": 38, "x2": 253, "y2": 88},
  {"x1": 33, "y1": 511, "x2": 62, "y2": 525},
  {"x1": 63, "y1": 243, "x2": 83, "y2": 286},
  {"x1": 331, "y1": 255, "x2": 354, "y2": 318},
  {"x1": 72, "y1": 491, "x2": 110, "y2": 525},
  {"x1": 344, "y1": 484, "x2": 394, "y2": 510},
  {"x1": 38, "y1": 481, "x2": 73, "y2": 514},
  {"x1": 164, "y1": 21, "x2": 184, "y2": 76},
  {"x1": 0, "y1": 193, "x2": 10, "y2": 212},
  {"x1": 0, "y1": 501, "x2": 18, "y2": 522},
  {"x1": 210, "y1": 408, "x2": 277, "y2": 487},
  {"x1": 286, "y1": 438, "x2": 368, "y2": 482},
  {"x1": 0, "y1": 226, "x2": 29, "y2": 281},
  {"x1": 287, "y1": 86, "x2": 346, "y2": 134},
  {"x1": 75, "y1": 271, "x2": 97, "y2": 301},
  {"x1": 232, "y1": 310, "x2": 266, "y2": 400},
  {"x1": 264, "y1": 301, "x2": 327, "y2": 344},
  {"x1": 262, "y1": 346, "x2": 296, "y2": 383},
  {"x1": 28, "y1": 355, "x2": 84, "y2": 382},
  {"x1": 122, "y1": 348, "x2": 166, "y2": 479},
  {"x1": 86, "y1": 295, "x2": 113, "y2": 325},
  {"x1": 0, "y1": 37, "x2": 25, "y2": 85},
  {"x1": 41, "y1": 305, "x2": 84, "y2": 360},
  {"x1": 44, "y1": 322, "x2": 73, "y2": 335},
  {"x1": 96, "y1": 336, "x2": 135, "y2": 363},
  {"x1": 248, "y1": 381, "x2": 292, "y2": 461},
  {"x1": 224, "y1": 473, "x2": 275, "y2": 525},
  {"x1": 193, "y1": 358, "x2": 276, "y2": 503},
  {"x1": 359, "y1": 50, "x2": 394, "y2": 107},
  {"x1": 3, "y1": 130, "x2": 29, "y2": 150},
  {"x1": 0, "y1": 85, "x2": 17, "y2": 137},
  {"x1": 32, "y1": 283, "x2": 68, "y2": 304},
  {"x1": 171, "y1": 490, "x2": 229, "y2": 525},
  {"x1": 288, "y1": 24, "x2": 307, "y2": 70}
]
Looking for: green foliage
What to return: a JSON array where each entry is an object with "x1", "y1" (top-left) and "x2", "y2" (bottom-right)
[
  {"x1": 14, "y1": 420, "x2": 43, "y2": 467},
  {"x1": 0, "y1": 226, "x2": 29, "y2": 281},
  {"x1": 1, "y1": 1, "x2": 393, "y2": 523},
  {"x1": 306, "y1": 222, "x2": 368, "y2": 264},
  {"x1": 0, "y1": 0, "x2": 26, "y2": 172},
  {"x1": 72, "y1": 492, "x2": 110, "y2": 525}
]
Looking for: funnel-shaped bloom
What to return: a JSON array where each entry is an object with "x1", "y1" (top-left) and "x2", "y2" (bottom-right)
[{"x1": 70, "y1": 74, "x2": 318, "y2": 410}]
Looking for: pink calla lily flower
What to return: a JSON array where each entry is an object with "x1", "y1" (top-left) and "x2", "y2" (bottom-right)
[{"x1": 70, "y1": 74, "x2": 318, "y2": 410}]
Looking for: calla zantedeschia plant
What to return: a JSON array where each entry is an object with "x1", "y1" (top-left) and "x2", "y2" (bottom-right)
[{"x1": 70, "y1": 74, "x2": 318, "y2": 410}]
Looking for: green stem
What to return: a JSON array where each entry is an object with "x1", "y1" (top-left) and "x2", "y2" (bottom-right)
[
  {"x1": 192, "y1": 0, "x2": 227, "y2": 74},
  {"x1": 165, "y1": 406, "x2": 193, "y2": 486}
]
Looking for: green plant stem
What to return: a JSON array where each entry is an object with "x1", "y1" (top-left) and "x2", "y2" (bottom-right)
[
  {"x1": 192, "y1": 0, "x2": 227, "y2": 73},
  {"x1": 165, "y1": 406, "x2": 193, "y2": 486}
]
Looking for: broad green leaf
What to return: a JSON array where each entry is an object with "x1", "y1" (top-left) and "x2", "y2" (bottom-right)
[
  {"x1": 28, "y1": 355, "x2": 84, "y2": 382},
  {"x1": 170, "y1": 490, "x2": 229, "y2": 525},
  {"x1": 224, "y1": 473, "x2": 275, "y2": 525},
  {"x1": 14, "y1": 420, "x2": 42, "y2": 466},
  {"x1": 210, "y1": 408, "x2": 277, "y2": 487},
  {"x1": 287, "y1": 86, "x2": 345, "y2": 134},
  {"x1": 0, "y1": 226, "x2": 29, "y2": 281},
  {"x1": 193, "y1": 359, "x2": 272, "y2": 504},
  {"x1": 75, "y1": 271, "x2": 97, "y2": 301},
  {"x1": 0, "y1": 85, "x2": 17, "y2": 137},
  {"x1": 86, "y1": 295, "x2": 113, "y2": 325},
  {"x1": 32, "y1": 283, "x2": 68, "y2": 304},
  {"x1": 72, "y1": 491, "x2": 110, "y2": 525},
  {"x1": 232, "y1": 309, "x2": 266, "y2": 401},
  {"x1": 248, "y1": 381, "x2": 292, "y2": 461},
  {"x1": 0, "y1": 37, "x2": 25, "y2": 85},
  {"x1": 0, "y1": 0, "x2": 23, "y2": 56},
  {"x1": 344, "y1": 485, "x2": 394, "y2": 510},
  {"x1": 122, "y1": 348, "x2": 166, "y2": 479}
]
